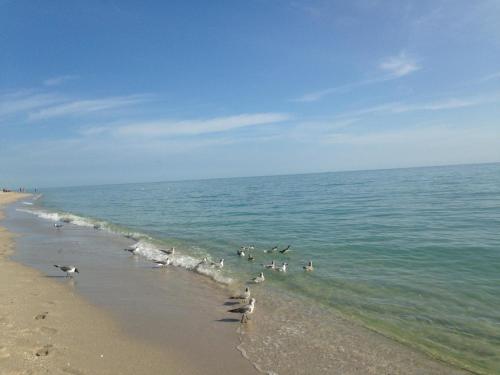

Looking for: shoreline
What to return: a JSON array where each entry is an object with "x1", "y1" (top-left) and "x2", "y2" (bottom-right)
[
  {"x1": 0, "y1": 192, "x2": 197, "y2": 375},
  {"x1": 1, "y1": 192, "x2": 477, "y2": 374}
]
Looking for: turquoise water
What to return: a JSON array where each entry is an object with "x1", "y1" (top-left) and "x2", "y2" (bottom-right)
[{"x1": 34, "y1": 164, "x2": 500, "y2": 373}]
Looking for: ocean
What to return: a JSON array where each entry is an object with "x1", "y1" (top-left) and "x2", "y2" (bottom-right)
[{"x1": 19, "y1": 163, "x2": 500, "y2": 374}]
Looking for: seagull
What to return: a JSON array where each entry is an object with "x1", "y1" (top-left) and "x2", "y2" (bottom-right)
[
  {"x1": 159, "y1": 247, "x2": 175, "y2": 255},
  {"x1": 211, "y1": 258, "x2": 224, "y2": 268},
  {"x1": 303, "y1": 260, "x2": 314, "y2": 271},
  {"x1": 237, "y1": 248, "x2": 245, "y2": 257},
  {"x1": 154, "y1": 258, "x2": 172, "y2": 267},
  {"x1": 252, "y1": 272, "x2": 265, "y2": 283},
  {"x1": 263, "y1": 260, "x2": 276, "y2": 269},
  {"x1": 247, "y1": 253, "x2": 255, "y2": 261},
  {"x1": 54, "y1": 223, "x2": 63, "y2": 229},
  {"x1": 228, "y1": 298, "x2": 256, "y2": 323},
  {"x1": 124, "y1": 246, "x2": 138, "y2": 254},
  {"x1": 264, "y1": 246, "x2": 278, "y2": 253},
  {"x1": 194, "y1": 257, "x2": 209, "y2": 270},
  {"x1": 279, "y1": 245, "x2": 291, "y2": 254},
  {"x1": 93, "y1": 224, "x2": 101, "y2": 230},
  {"x1": 54, "y1": 265, "x2": 79, "y2": 277},
  {"x1": 277, "y1": 262, "x2": 288, "y2": 272},
  {"x1": 230, "y1": 287, "x2": 250, "y2": 300}
]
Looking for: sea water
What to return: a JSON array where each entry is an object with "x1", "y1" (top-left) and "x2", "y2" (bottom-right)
[{"x1": 23, "y1": 163, "x2": 500, "y2": 374}]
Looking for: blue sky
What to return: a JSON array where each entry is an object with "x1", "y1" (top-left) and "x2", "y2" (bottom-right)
[{"x1": 1, "y1": 0, "x2": 499, "y2": 187}]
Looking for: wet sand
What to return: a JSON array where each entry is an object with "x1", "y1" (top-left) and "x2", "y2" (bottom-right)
[{"x1": 0, "y1": 193, "x2": 256, "y2": 375}]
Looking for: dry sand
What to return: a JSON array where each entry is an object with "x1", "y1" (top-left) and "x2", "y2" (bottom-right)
[{"x1": 0, "y1": 192, "x2": 193, "y2": 375}]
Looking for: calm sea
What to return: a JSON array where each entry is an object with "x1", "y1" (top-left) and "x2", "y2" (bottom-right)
[{"x1": 28, "y1": 163, "x2": 500, "y2": 374}]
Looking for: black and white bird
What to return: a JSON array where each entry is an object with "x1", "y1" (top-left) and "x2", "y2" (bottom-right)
[
  {"x1": 54, "y1": 264, "x2": 79, "y2": 277},
  {"x1": 54, "y1": 223, "x2": 63, "y2": 229},
  {"x1": 252, "y1": 272, "x2": 265, "y2": 283},
  {"x1": 279, "y1": 245, "x2": 291, "y2": 254},
  {"x1": 303, "y1": 260, "x2": 314, "y2": 272},
  {"x1": 228, "y1": 298, "x2": 256, "y2": 323},
  {"x1": 264, "y1": 246, "x2": 278, "y2": 253},
  {"x1": 211, "y1": 258, "x2": 224, "y2": 268},
  {"x1": 159, "y1": 247, "x2": 175, "y2": 256},
  {"x1": 263, "y1": 260, "x2": 276, "y2": 269},
  {"x1": 237, "y1": 248, "x2": 245, "y2": 257},
  {"x1": 93, "y1": 224, "x2": 101, "y2": 230},
  {"x1": 277, "y1": 262, "x2": 288, "y2": 272},
  {"x1": 154, "y1": 258, "x2": 172, "y2": 267},
  {"x1": 247, "y1": 253, "x2": 255, "y2": 261},
  {"x1": 124, "y1": 246, "x2": 138, "y2": 254},
  {"x1": 230, "y1": 287, "x2": 251, "y2": 300}
]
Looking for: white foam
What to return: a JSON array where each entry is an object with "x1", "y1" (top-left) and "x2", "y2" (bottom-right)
[{"x1": 17, "y1": 207, "x2": 233, "y2": 285}]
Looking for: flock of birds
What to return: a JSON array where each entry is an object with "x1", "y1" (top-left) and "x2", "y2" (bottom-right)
[{"x1": 51, "y1": 221, "x2": 314, "y2": 323}]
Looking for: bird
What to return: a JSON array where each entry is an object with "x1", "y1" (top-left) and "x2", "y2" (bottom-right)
[
  {"x1": 93, "y1": 224, "x2": 101, "y2": 230},
  {"x1": 230, "y1": 287, "x2": 250, "y2": 300},
  {"x1": 211, "y1": 258, "x2": 224, "y2": 268},
  {"x1": 247, "y1": 253, "x2": 255, "y2": 261},
  {"x1": 237, "y1": 248, "x2": 245, "y2": 257},
  {"x1": 303, "y1": 260, "x2": 314, "y2": 271},
  {"x1": 252, "y1": 272, "x2": 265, "y2": 283},
  {"x1": 264, "y1": 246, "x2": 278, "y2": 253},
  {"x1": 279, "y1": 245, "x2": 291, "y2": 254},
  {"x1": 124, "y1": 246, "x2": 138, "y2": 254},
  {"x1": 153, "y1": 258, "x2": 172, "y2": 267},
  {"x1": 228, "y1": 298, "x2": 256, "y2": 323},
  {"x1": 159, "y1": 247, "x2": 175, "y2": 256},
  {"x1": 54, "y1": 265, "x2": 79, "y2": 277},
  {"x1": 263, "y1": 260, "x2": 276, "y2": 269},
  {"x1": 277, "y1": 262, "x2": 288, "y2": 272},
  {"x1": 194, "y1": 257, "x2": 209, "y2": 270},
  {"x1": 54, "y1": 223, "x2": 63, "y2": 229}
]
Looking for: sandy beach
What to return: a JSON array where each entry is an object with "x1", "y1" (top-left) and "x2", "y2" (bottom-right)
[
  {"x1": 0, "y1": 191, "x2": 479, "y2": 374},
  {"x1": 0, "y1": 192, "x2": 194, "y2": 375}
]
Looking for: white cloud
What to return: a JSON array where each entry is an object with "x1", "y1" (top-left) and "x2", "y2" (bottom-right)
[
  {"x1": 379, "y1": 52, "x2": 420, "y2": 77},
  {"x1": 112, "y1": 113, "x2": 291, "y2": 137},
  {"x1": 294, "y1": 52, "x2": 420, "y2": 103},
  {"x1": 28, "y1": 94, "x2": 150, "y2": 121},
  {"x1": 0, "y1": 90, "x2": 62, "y2": 118},
  {"x1": 43, "y1": 75, "x2": 79, "y2": 86}
]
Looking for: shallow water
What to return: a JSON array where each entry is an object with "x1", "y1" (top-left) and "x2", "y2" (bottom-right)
[{"x1": 21, "y1": 163, "x2": 500, "y2": 374}]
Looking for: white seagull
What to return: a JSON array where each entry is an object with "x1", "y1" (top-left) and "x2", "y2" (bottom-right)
[
  {"x1": 211, "y1": 258, "x2": 224, "y2": 268},
  {"x1": 264, "y1": 246, "x2": 278, "y2": 253},
  {"x1": 159, "y1": 247, "x2": 175, "y2": 255},
  {"x1": 230, "y1": 287, "x2": 251, "y2": 300},
  {"x1": 154, "y1": 258, "x2": 172, "y2": 267},
  {"x1": 263, "y1": 260, "x2": 276, "y2": 269},
  {"x1": 279, "y1": 245, "x2": 291, "y2": 254},
  {"x1": 252, "y1": 272, "x2": 265, "y2": 283},
  {"x1": 228, "y1": 298, "x2": 256, "y2": 323},
  {"x1": 54, "y1": 265, "x2": 79, "y2": 277},
  {"x1": 303, "y1": 260, "x2": 314, "y2": 272},
  {"x1": 277, "y1": 262, "x2": 288, "y2": 272}
]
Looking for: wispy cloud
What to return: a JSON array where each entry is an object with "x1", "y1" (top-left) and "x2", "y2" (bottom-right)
[
  {"x1": 28, "y1": 94, "x2": 150, "y2": 121},
  {"x1": 112, "y1": 113, "x2": 291, "y2": 137},
  {"x1": 334, "y1": 94, "x2": 498, "y2": 120},
  {"x1": 379, "y1": 52, "x2": 420, "y2": 77},
  {"x1": 0, "y1": 90, "x2": 62, "y2": 118},
  {"x1": 43, "y1": 75, "x2": 79, "y2": 86},
  {"x1": 294, "y1": 51, "x2": 420, "y2": 102}
]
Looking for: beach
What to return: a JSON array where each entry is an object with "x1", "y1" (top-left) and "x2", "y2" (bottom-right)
[
  {"x1": 1, "y1": 167, "x2": 488, "y2": 375},
  {"x1": 1, "y1": 192, "x2": 258, "y2": 375}
]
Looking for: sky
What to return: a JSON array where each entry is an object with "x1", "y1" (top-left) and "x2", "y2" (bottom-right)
[{"x1": 1, "y1": 0, "x2": 499, "y2": 187}]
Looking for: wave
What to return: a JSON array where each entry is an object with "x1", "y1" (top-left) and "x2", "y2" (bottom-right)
[{"x1": 16, "y1": 207, "x2": 233, "y2": 285}]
